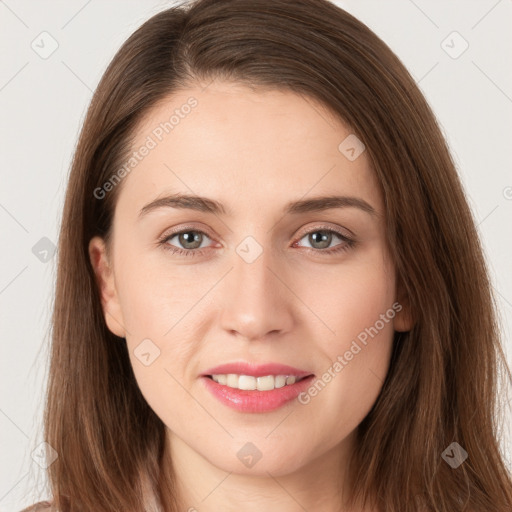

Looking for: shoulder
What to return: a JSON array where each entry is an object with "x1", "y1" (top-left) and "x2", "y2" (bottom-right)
[{"x1": 19, "y1": 501, "x2": 53, "y2": 512}]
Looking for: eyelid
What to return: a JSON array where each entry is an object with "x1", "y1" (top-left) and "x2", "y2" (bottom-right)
[
  {"x1": 158, "y1": 223, "x2": 217, "y2": 242},
  {"x1": 294, "y1": 222, "x2": 354, "y2": 241}
]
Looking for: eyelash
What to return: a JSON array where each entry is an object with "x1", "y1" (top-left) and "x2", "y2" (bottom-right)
[{"x1": 157, "y1": 225, "x2": 356, "y2": 258}]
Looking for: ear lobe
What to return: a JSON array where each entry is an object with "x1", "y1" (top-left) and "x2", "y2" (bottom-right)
[
  {"x1": 393, "y1": 277, "x2": 415, "y2": 333},
  {"x1": 88, "y1": 236, "x2": 126, "y2": 338},
  {"x1": 394, "y1": 303, "x2": 414, "y2": 332}
]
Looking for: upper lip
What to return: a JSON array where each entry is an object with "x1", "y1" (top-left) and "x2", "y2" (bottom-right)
[{"x1": 201, "y1": 361, "x2": 314, "y2": 378}]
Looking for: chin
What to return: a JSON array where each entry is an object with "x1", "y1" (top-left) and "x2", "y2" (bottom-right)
[{"x1": 207, "y1": 441, "x2": 312, "y2": 477}]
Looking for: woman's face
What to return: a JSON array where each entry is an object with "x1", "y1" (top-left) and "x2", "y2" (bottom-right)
[{"x1": 89, "y1": 80, "x2": 411, "y2": 478}]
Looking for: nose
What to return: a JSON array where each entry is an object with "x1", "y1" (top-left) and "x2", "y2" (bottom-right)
[{"x1": 218, "y1": 239, "x2": 295, "y2": 342}]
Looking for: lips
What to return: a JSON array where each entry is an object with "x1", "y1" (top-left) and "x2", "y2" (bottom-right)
[
  {"x1": 201, "y1": 361, "x2": 313, "y2": 379},
  {"x1": 201, "y1": 373, "x2": 316, "y2": 413}
]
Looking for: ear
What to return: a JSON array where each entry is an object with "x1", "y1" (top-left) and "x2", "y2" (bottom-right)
[
  {"x1": 393, "y1": 276, "x2": 415, "y2": 333},
  {"x1": 88, "y1": 236, "x2": 126, "y2": 338}
]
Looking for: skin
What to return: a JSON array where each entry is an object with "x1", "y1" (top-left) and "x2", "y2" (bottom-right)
[{"x1": 89, "y1": 79, "x2": 412, "y2": 512}]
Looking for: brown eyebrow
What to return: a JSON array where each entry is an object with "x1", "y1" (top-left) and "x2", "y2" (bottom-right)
[
  {"x1": 138, "y1": 194, "x2": 228, "y2": 218},
  {"x1": 138, "y1": 193, "x2": 378, "y2": 218},
  {"x1": 285, "y1": 195, "x2": 377, "y2": 217}
]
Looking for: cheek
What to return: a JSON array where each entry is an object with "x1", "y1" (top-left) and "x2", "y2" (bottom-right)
[
  {"x1": 292, "y1": 247, "x2": 396, "y2": 345},
  {"x1": 114, "y1": 246, "x2": 210, "y2": 338},
  {"x1": 112, "y1": 248, "x2": 212, "y2": 409},
  {"x1": 295, "y1": 249, "x2": 396, "y2": 426},
  {"x1": 116, "y1": 258, "x2": 198, "y2": 424}
]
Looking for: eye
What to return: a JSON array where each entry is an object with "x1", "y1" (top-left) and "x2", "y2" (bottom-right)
[
  {"x1": 159, "y1": 228, "x2": 214, "y2": 257},
  {"x1": 293, "y1": 227, "x2": 355, "y2": 254}
]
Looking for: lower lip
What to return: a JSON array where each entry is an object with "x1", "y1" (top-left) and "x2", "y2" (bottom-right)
[{"x1": 201, "y1": 375, "x2": 315, "y2": 413}]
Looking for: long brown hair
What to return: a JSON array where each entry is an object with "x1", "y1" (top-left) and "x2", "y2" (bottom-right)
[{"x1": 24, "y1": 0, "x2": 512, "y2": 510}]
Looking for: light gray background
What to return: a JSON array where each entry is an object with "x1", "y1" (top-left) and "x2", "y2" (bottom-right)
[{"x1": 1, "y1": 1, "x2": 511, "y2": 510}]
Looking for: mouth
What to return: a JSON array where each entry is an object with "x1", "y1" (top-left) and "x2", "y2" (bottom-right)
[{"x1": 201, "y1": 373, "x2": 316, "y2": 413}]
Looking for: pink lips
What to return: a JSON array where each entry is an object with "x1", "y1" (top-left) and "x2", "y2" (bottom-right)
[{"x1": 200, "y1": 361, "x2": 315, "y2": 413}]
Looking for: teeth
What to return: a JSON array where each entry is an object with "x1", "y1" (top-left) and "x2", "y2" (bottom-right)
[{"x1": 211, "y1": 374, "x2": 300, "y2": 391}]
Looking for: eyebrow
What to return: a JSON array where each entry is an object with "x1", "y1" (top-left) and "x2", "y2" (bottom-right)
[{"x1": 138, "y1": 193, "x2": 378, "y2": 219}]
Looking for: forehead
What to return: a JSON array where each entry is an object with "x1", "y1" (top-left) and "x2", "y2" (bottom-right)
[{"x1": 115, "y1": 80, "x2": 383, "y2": 219}]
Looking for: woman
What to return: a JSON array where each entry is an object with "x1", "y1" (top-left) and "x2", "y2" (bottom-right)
[{"x1": 22, "y1": 0, "x2": 512, "y2": 510}]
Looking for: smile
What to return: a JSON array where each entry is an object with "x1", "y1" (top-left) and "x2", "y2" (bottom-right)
[{"x1": 202, "y1": 374, "x2": 315, "y2": 413}]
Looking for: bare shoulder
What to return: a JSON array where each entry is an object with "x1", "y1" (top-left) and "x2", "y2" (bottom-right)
[{"x1": 19, "y1": 501, "x2": 53, "y2": 512}]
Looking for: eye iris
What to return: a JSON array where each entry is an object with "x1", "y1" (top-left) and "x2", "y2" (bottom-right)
[
  {"x1": 310, "y1": 231, "x2": 332, "y2": 249},
  {"x1": 179, "y1": 231, "x2": 202, "y2": 249}
]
